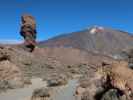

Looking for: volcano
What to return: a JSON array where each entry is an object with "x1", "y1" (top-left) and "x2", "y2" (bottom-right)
[{"x1": 38, "y1": 26, "x2": 133, "y2": 55}]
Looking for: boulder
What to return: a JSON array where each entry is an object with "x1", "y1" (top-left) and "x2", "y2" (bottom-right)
[
  {"x1": 31, "y1": 87, "x2": 52, "y2": 100},
  {"x1": 47, "y1": 74, "x2": 68, "y2": 87},
  {"x1": 101, "y1": 89, "x2": 120, "y2": 100},
  {"x1": 0, "y1": 46, "x2": 10, "y2": 61}
]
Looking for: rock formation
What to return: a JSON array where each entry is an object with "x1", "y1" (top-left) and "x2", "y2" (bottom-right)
[
  {"x1": 20, "y1": 14, "x2": 37, "y2": 52},
  {"x1": 0, "y1": 46, "x2": 24, "y2": 92},
  {"x1": 0, "y1": 61, "x2": 24, "y2": 90},
  {"x1": 75, "y1": 61, "x2": 133, "y2": 100}
]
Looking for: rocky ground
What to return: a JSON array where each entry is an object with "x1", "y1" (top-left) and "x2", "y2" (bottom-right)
[
  {"x1": 0, "y1": 45, "x2": 132, "y2": 100},
  {"x1": 75, "y1": 61, "x2": 133, "y2": 100}
]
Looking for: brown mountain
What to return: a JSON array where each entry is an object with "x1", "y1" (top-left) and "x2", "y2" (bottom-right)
[{"x1": 38, "y1": 26, "x2": 133, "y2": 55}]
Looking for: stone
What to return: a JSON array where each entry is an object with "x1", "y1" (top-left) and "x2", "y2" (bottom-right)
[
  {"x1": 101, "y1": 89, "x2": 119, "y2": 100},
  {"x1": 31, "y1": 87, "x2": 52, "y2": 100},
  {"x1": 0, "y1": 80, "x2": 9, "y2": 92},
  {"x1": 24, "y1": 77, "x2": 32, "y2": 85},
  {"x1": 0, "y1": 46, "x2": 10, "y2": 61},
  {"x1": 47, "y1": 75, "x2": 68, "y2": 87},
  {"x1": 0, "y1": 60, "x2": 24, "y2": 92},
  {"x1": 75, "y1": 86, "x2": 86, "y2": 95}
]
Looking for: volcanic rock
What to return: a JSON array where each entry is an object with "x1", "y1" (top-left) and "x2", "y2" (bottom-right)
[
  {"x1": 31, "y1": 87, "x2": 52, "y2": 100},
  {"x1": 101, "y1": 89, "x2": 120, "y2": 100},
  {"x1": 75, "y1": 61, "x2": 133, "y2": 100},
  {"x1": 0, "y1": 46, "x2": 11, "y2": 61},
  {"x1": 47, "y1": 74, "x2": 68, "y2": 87},
  {"x1": 0, "y1": 60, "x2": 24, "y2": 92}
]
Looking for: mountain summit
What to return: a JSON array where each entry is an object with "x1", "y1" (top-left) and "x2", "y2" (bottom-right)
[{"x1": 38, "y1": 26, "x2": 133, "y2": 55}]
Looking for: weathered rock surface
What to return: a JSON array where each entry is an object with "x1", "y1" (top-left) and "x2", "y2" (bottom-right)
[
  {"x1": 101, "y1": 89, "x2": 120, "y2": 100},
  {"x1": 0, "y1": 60, "x2": 24, "y2": 92},
  {"x1": 0, "y1": 46, "x2": 11, "y2": 61},
  {"x1": 20, "y1": 14, "x2": 37, "y2": 52},
  {"x1": 75, "y1": 61, "x2": 133, "y2": 100}
]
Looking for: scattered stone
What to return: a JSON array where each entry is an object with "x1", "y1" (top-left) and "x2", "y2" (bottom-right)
[
  {"x1": 69, "y1": 68, "x2": 80, "y2": 74},
  {"x1": 0, "y1": 46, "x2": 10, "y2": 61},
  {"x1": 47, "y1": 74, "x2": 68, "y2": 87},
  {"x1": 101, "y1": 89, "x2": 120, "y2": 100},
  {"x1": 24, "y1": 77, "x2": 32, "y2": 85},
  {"x1": 75, "y1": 61, "x2": 133, "y2": 100},
  {"x1": 75, "y1": 86, "x2": 86, "y2": 95},
  {"x1": 0, "y1": 80, "x2": 9, "y2": 92},
  {"x1": 46, "y1": 64, "x2": 55, "y2": 69},
  {"x1": 0, "y1": 60, "x2": 24, "y2": 92},
  {"x1": 7, "y1": 79, "x2": 24, "y2": 89},
  {"x1": 31, "y1": 87, "x2": 52, "y2": 100}
]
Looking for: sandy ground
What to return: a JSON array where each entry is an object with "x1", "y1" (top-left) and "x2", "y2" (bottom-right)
[
  {"x1": 0, "y1": 78, "x2": 47, "y2": 100},
  {"x1": 52, "y1": 79, "x2": 78, "y2": 100},
  {"x1": 0, "y1": 78, "x2": 78, "y2": 100}
]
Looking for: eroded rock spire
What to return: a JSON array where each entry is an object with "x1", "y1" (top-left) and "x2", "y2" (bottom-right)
[{"x1": 20, "y1": 14, "x2": 37, "y2": 52}]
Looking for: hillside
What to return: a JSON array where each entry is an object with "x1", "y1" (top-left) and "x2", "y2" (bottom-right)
[{"x1": 38, "y1": 26, "x2": 133, "y2": 55}]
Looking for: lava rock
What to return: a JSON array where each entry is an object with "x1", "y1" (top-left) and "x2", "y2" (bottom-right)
[
  {"x1": 0, "y1": 60, "x2": 24, "y2": 92},
  {"x1": 31, "y1": 87, "x2": 52, "y2": 100},
  {"x1": 101, "y1": 89, "x2": 119, "y2": 100},
  {"x1": 47, "y1": 75, "x2": 68, "y2": 87}
]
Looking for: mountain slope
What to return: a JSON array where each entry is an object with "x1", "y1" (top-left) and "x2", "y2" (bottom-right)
[{"x1": 38, "y1": 26, "x2": 133, "y2": 55}]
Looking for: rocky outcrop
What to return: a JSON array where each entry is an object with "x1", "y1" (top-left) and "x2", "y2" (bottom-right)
[
  {"x1": 0, "y1": 60, "x2": 24, "y2": 92},
  {"x1": 75, "y1": 61, "x2": 133, "y2": 100},
  {"x1": 0, "y1": 46, "x2": 24, "y2": 92},
  {"x1": 75, "y1": 72, "x2": 105, "y2": 100},
  {"x1": 120, "y1": 49, "x2": 133, "y2": 69},
  {"x1": 20, "y1": 14, "x2": 37, "y2": 52},
  {"x1": 101, "y1": 89, "x2": 120, "y2": 100},
  {"x1": 0, "y1": 46, "x2": 11, "y2": 61}
]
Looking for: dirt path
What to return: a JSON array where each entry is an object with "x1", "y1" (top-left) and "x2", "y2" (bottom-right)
[
  {"x1": 0, "y1": 78, "x2": 47, "y2": 100},
  {"x1": 0, "y1": 78, "x2": 78, "y2": 100},
  {"x1": 52, "y1": 79, "x2": 78, "y2": 100}
]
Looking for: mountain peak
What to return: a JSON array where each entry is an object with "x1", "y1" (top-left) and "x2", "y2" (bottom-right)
[
  {"x1": 38, "y1": 27, "x2": 133, "y2": 55},
  {"x1": 88, "y1": 26, "x2": 105, "y2": 34}
]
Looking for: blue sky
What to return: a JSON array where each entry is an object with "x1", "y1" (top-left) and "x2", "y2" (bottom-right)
[{"x1": 0, "y1": 0, "x2": 133, "y2": 42}]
